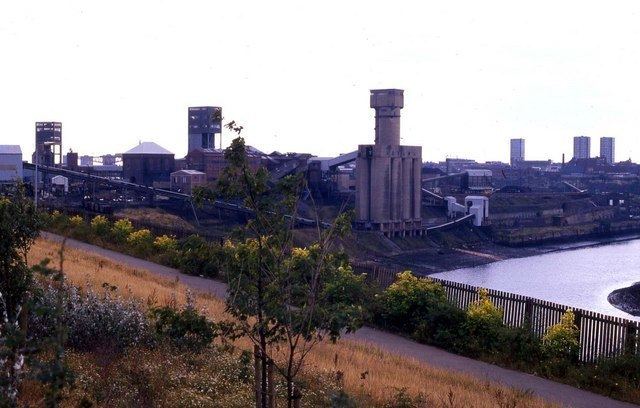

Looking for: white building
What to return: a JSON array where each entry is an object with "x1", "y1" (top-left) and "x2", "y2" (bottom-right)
[{"x1": 0, "y1": 145, "x2": 23, "y2": 183}]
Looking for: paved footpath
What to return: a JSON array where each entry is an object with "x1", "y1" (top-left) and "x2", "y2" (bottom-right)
[{"x1": 42, "y1": 232, "x2": 638, "y2": 408}]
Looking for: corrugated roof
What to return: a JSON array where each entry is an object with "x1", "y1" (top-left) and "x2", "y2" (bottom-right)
[
  {"x1": 123, "y1": 142, "x2": 173, "y2": 155},
  {"x1": 171, "y1": 169, "x2": 205, "y2": 175},
  {"x1": 0, "y1": 145, "x2": 22, "y2": 154}
]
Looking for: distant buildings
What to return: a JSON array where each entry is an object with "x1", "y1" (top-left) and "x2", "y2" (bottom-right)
[
  {"x1": 510, "y1": 138, "x2": 525, "y2": 165},
  {"x1": 0, "y1": 145, "x2": 23, "y2": 183},
  {"x1": 600, "y1": 137, "x2": 615, "y2": 164},
  {"x1": 355, "y1": 89, "x2": 423, "y2": 236},
  {"x1": 184, "y1": 148, "x2": 261, "y2": 184},
  {"x1": 80, "y1": 155, "x2": 94, "y2": 166},
  {"x1": 122, "y1": 142, "x2": 175, "y2": 186},
  {"x1": 188, "y1": 107, "x2": 222, "y2": 153},
  {"x1": 444, "y1": 158, "x2": 477, "y2": 174},
  {"x1": 573, "y1": 136, "x2": 591, "y2": 159},
  {"x1": 170, "y1": 169, "x2": 206, "y2": 194}
]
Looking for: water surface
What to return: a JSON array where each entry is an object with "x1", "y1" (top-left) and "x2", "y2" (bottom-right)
[{"x1": 432, "y1": 238, "x2": 640, "y2": 321}]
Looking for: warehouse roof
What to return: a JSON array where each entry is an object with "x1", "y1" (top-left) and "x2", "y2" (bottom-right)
[
  {"x1": 0, "y1": 145, "x2": 22, "y2": 155},
  {"x1": 123, "y1": 142, "x2": 173, "y2": 155}
]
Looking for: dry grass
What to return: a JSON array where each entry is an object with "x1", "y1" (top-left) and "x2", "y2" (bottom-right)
[
  {"x1": 115, "y1": 207, "x2": 196, "y2": 232},
  {"x1": 28, "y1": 237, "x2": 558, "y2": 407}
]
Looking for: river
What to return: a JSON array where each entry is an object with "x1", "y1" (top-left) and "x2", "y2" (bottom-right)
[{"x1": 431, "y1": 237, "x2": 640, "y2": 321}]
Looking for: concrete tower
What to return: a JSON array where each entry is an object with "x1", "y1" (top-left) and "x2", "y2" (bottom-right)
[{"x1": 355, "y1": 89, "x2": 423, "y2": 237}]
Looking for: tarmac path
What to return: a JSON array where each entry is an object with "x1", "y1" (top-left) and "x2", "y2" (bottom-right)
[{"x1": 41, "y1": 232, "x2": 638, "y2": 408}]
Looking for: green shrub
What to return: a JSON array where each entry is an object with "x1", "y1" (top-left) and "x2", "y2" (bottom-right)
[
  {"x1": 67, "y1": 214, "x2": 90, "y2": 239},
  {"x1": 127, "y1": 229, "x2": 153, "y2": 255},
  {"x1": 500, "y1": 325, "x2": 543, "y2": 367},
  {"x1": 542, "y1": 309, "x2": 580, "y2": 374},
  {"x1": 90, "y1": 215, "x2": 110, "y2": 236},
  {"x1": 570, "y1": 354, "x2": 640, "y2": 401},
  {"x1": 374, "y1": 272, "x2": 465, "y2": 348},
  {"x1": 149, "y1": 296, "x2": 217, "y2": 350},
  {"x1": 69, "y1": 215, "x2": 84, "y2": 228},
  {"x1": 153, "y1": 234, "x2": 177, "y2": 252},
  {"x1": 176, "y1": 235, "x2": 225, "y2": 278},
  {"x1": 462, "y1": 288, "x2": 505, "y2": 356},
  {"x1": 112, "y1": 218, "x2": 134, "y2": 242}
]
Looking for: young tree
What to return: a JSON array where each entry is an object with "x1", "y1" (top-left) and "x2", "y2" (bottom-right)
[
  {"x1": 197, "y1": 126, "x2": 367, "y2": 408},
  {"x1": 0, "y1": 186, "x2": 40, "y2": 405}
]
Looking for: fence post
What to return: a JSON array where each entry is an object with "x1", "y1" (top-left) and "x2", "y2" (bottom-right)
[
  {"x1": 573, "y1": 309, "x2": 582, "y2": 330},
  {"x1": 523, "y1": 298, "x2": 533, "y2": 332},
  {"x1": 625, "y1": 323, "x2": 638, "y2": 356}
]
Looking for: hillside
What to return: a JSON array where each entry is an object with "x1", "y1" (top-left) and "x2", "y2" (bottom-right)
[{"x1": 27, "y1": 237, "x2": 557, "y2": 408}]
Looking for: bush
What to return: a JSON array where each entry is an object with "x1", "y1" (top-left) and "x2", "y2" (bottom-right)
[
  {"x1": 501, "y1": 325, "x2": 544, "y2": 367},
  {"x1": 570, "y1": 354, "x2": 640, "y2": 401},
  {"x1": 462, "y1": 288, "x2": 505, "y2": 356},
  {"x1": 149, "y1": 293, "x2": 217, "y2": 350},
  {"x1": 374, "y1": 272, "x2": 465, "y2": 348},
  {"x1": 111, "y1": 218, "x2": 134, "y2": 242},
  {"x1": 127, "y1": 229, "x2": 153, "y2": 255},
  {"x1": 31, "y1": 282, "x2": 153, "y2": 350},
  {"x1": 153, "y1": 234, "x2": 177, "y2": 252},
  {"x1": 90, "y1": 215, "x2": 110, "y2": 236},
  {"x1": 176, "y1": 235, "x2": 225, "y2": 278},
  {"x1": 542, "y1": 309, "x2": 580, "y2": 374},
  {"x1": 69, "y1": 215, "x2": 84, "y2": 228}
]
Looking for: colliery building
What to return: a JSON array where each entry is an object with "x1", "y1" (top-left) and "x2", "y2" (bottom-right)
[
  {"x1": 188, "y1": 106, "x2": 222, "y2": 153},
  {"x1": 122, "y1": 142, "x2": 175, "y2": 187},
  {"x1": 355, "y1": 89, "x2": 423, "y2": 236},
  {"x1": 170, "y1": 169, "x2": 206, "y2": 194},
  {"x1": 33, "y1": 122, "x2": 62, "y2": 166},
  {"x1": 184, "y1": 147, "x2": 262, "y2": 184}
]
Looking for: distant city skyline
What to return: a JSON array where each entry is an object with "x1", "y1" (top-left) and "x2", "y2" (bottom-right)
[{"x1": 2, "y1": 1, "x2": 640, "y2": 163}]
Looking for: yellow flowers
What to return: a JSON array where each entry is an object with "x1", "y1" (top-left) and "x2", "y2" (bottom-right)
[
  {"x1": 467, "y1": 288, "x2": 502, "y2": 322},
  {"x1": 153, "y1": 234, "x2": 178, "y2": 251},
  {"x1": 69, "y1": 215, "x2": 84, "y2": 227}
]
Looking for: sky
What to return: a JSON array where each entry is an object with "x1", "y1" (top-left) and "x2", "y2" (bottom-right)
[{"x1": 1, "y1": 1, "x2": 640, "y2": 163}]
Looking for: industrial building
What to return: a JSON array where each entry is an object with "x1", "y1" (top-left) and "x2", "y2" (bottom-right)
[
  {"x1": 463, "y1": 169, "x2": 493, "y2": 191},
  {"x1": 600, "y1": 137, "x2": 615, "y2": 164},
  {"x1": 122, "y1": 142, "x2": 175, "y2": 186},
  {"x1": 33, "y1": 122, "x2": 62, "y2": 166},
  {"x1": 510, "y1": 138, "x2": 525, "y2": 165},
  {"x1": 573, "y1": 136, "x2": 591, "y2": 159},
  {"x1": 170, "y1": 169, "x2": 206, "y2": 194},
  {"x1": 355, "y1": 89, "x2": 423, "y2": 236},
  {"x1": 0, "y1": 145, "x2": 23, "y2": 184},
  {"x1": 184, "y1": 148, "x2": 261, "y2": 183},
  {"x1": 188, "y1": 107, "x2": 222, "y2": 153},
  {"x1": 66, "y1": 151, "x2": 79, "y2": 170}
]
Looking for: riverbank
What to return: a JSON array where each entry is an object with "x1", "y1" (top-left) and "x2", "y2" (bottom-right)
[
  {"x1": 609, "y1": 283, "x2": 640, "y2": 317},
  {"x1": 380, "y1": 231, "x2": 640, "y2": 276}
]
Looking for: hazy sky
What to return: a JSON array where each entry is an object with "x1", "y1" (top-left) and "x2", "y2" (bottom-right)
[{"x1": 2, "y1": 1, "x2": 640, "y2": 163}]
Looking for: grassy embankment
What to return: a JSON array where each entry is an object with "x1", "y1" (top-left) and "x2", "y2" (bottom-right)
[{"x1": 28, "y1": 237, "x2": 556, "y2": 408}]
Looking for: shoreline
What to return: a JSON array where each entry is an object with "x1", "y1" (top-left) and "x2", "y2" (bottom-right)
[
  {"x1": 609, "y1": 283, "x2": 640, "y2": 317},
  {"x1": 381, "y1": 232, "x2": 640, "y2": 276}
]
